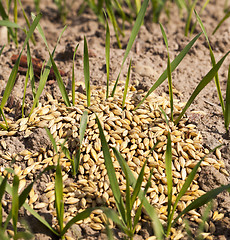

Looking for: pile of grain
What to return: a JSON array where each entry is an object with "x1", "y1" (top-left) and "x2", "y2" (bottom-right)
[{"x1": 0, "y1": 84, "x2": 227, "y2": 239}]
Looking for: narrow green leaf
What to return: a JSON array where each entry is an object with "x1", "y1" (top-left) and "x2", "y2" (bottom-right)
[
  {"x1": 167, "y1": 146, "x2": 221, "y2": 232},
  {"x1": 0, "y1": 13, "x2": 42, "y2": 110},
  {"x1": 0, "y1": 3, "x2": 9, "y2": 20},
  {"x1": 185, "y1": 0, "x2": 198, "y2": 36},
  {"x1": 97, "y1": 0, "x2": 104, "y2": 15},
  {"x1": 84, "y1": 36, "x2": 91, "y2": 107},
  {"x1": 0, "y1": 230, "x2": 10, "y2": 240},
  {"x1": 195, "y1": 10, "x2": 225, "y2": 114},
  {"x1": 174, "y1": 0, "x2": 186, "y2": 11},
  {"x1": 190, "y1": 0, "x2": 210, "y2": 35},
  {"x1": 23, "y1": 166, "x2": 58, "y2": 235},
  {"x1": 63, "y1": 207, "x2": 129, "y2": 236},
  {"x1": 134, "y1": 32, "x2": 202, "y2": 110},
  {"x1": 55, "y1": 163, "x2": 64, "y2": 233},
  {"x1": 174, "y1": 51, "x2": 230, "y2": 125},
  {"x1": 19, "y1": 166, "x2": 56, "y2": 209},
  {"x1": 0, "y1": 45, "x2": 5, "y2": 56},
  {"x1": 73, "y1": 150, "x2": 80, "y2": 176},
  {"x1": 72, "y1": 110, "x2": 88, "y2": 176},
  {"x1": 122, "y1": 60, "x2": 132, "y2": 109},
  {"x1": 22, "y1": 61, "x2": 30, "y2": 118},
  {"x1": 12, "y1": 175, "x2": 19, "y2": 234},
  {"x1": 18, "y1": 0, "x2": 36, "y2": 45},
  {"x1": 130, "y1": 160, "x2": 147, "y2": 207},
  {"x1": 31, "y1": 12, "x2": 49, "y2": 49},
  {"x1": 165, "y1": 133, "x2": 172, "y2": 220},
  {"x1": 72, "y1": 44, "x2": 79, "y2": 105},
  {"x1": 3, "y1": 170, "x2": 35, "y2": 232},
  {"x1": 197, "y1": 201, "x2": 212, "y2": 239},
  {"x1": 5, "y1": 168, "x2": 15, "y2": 175},
  {"x1": 0, "y1": 174, "x2": 8, "y2": 226},
  {"x1": 112, "y1": 148, "x2": 164, "y2": 239},
  {"x1": 0, "y1": 174, "x2": 8, "y2": 202},
  {"x1": 23, "y1": 202, "x2": 59, "y2": 235},
  {"x1": 13, "y1": 0, "x2": 18, "y2": 47},
  {"x1": 0, "y1": 56, "x2": 20, "y2": 109},
  {"x1": 0, "y1": 108, "x2": 9, "y2": 129},
  {"x1": 45, "y1": 127, "x2": 58, "y2": 153},
  {"x1": 0, "y1": 124, "x2": 7, "y2": 131},
  {"x1": 135, "y1": 0, "x2": 141, "y2": 14},
  {"x1": 105, "y1": 222, "x2": 115, "y2": 240},
  {"x1": 18, "y1": 182, "x2": 33, "y2": 209},
  {"x1": 159, "y1": 106, "x2": 169, "y2": 126},
  {"x1": 0, "y1": 169, "x2": 58, "y2": 236},
  {"x1": 212, "y1": 10, "x2": 230, "y2": 35},
  {"x1": 124, "y1": 164, "x2": 131, "y2": 230},
  {"x1": 102, "y1": 207, "x2": 131, "y2": 235},
  {"x1": 225, "y1": 65, "x2": 230, "y2": 130},
  {"x1": 111, "y1": 0, "x2": 149, "y2": 96},
  {"x1": 34, "y1": 0, "x2": 40, "y2": 13},
  {"x1": 49, "y1": 52, "x2": 70, "y2": 107},
  {"x1": 173, "y1": 184, "x2": 230, "y2": 225},
  {"x1": 0, "y1": 20, "x2": 21, "y2": 28},
  {"x1": 0, "y1": 2, "x2": 16, "y2": 43},
  {"x1": 184, "y1": 219, "x2": 193, "y2": 239},
  {"x1": 21, "y1": 13, "x2": 42, "y2": 51},
  {"x1": 133, "y1": 168, "x2": 153, "y2": 229},
  {"x1": 22, "y1": 43, "x2": 35, "y2": 117},
  {"x1": 160, "y1": 23, "x2": 168, "y2": 50},
  {"x1": 113, "y1": 0, "x2": 126, "y2": 31},
  {"x1": 167, "y1": 55, "x2": 173, "y2": 120},
  {"x1": 105, "y1": 16, "x2": 110, "y2": 99},
  {"x1": 29, "y1": 25, "x2": 67, "y2": 115},
  {"x1": 160, "y1": 23, "x2": 173, "y2": 120},
  {"x1": 79, "y1": 111, "x2": 88, "y2": 144},
  {"x1": 61, "y1": 145, "x2": 71, "y2": 160},
  {"x1": 96, "y1": 115, "x2": 126, "y2": 224},
  {"x1": 26, "y1": 43, "x2": 36, "y2": 99},
  {"x1": 151, "y1": 0, "x2": 167, "y2": 22},
  {"x1": 14, "y1": 231, "x2": 34, "y2": 240},
  {"x1": 62, "y1": 207, "x2": 97, "y2": 235},
  {"x1": 105, "y1": 0, "x2": 121, "y2": 49}
]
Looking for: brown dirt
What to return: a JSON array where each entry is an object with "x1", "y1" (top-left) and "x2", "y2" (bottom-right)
[{"x1": 0, "y1": 0, "x2": 230, "y2": 239}]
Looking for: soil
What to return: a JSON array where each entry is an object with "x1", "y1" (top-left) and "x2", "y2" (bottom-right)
[{"x1": 0, "y1": 0, "x2": 230, "y2": 239}]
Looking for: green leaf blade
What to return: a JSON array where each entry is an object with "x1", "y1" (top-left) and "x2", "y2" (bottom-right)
[
  {"x1": 122, "y1": 60, "x2": 132, "y2": 109},
  {"x1": 105, "y1": 18, "x2": 110, "y2": 99},
  {"x1": 0, "y1": 12, "x2": 41, "y2": 110},
  {"x1": 225, "y1": 65, "x2": 230, "y2": 130},
  {"x1": 55, "y1": 163, "x2": 64, "y2": 233},
  {"x1": 112, "y1": 148, "x2": 164, "y2": 239},
  {"x1": 84, "y1": 37, "x2": 91, "y2": 107},
  {"x1": 79, "y1": 111, "x2": 88, "y2": 144},
  {"x1": 96, "y1": 115, "x2": 126, "y2": 224},
  {"x1": 45, "y1": 127, "x2": 58, "y2": 153},
  {"x1": 29, "y1": 25, "x2": 67, "y2": 115},
  {"x1": 130, "y1": 160, "x2": 147, "y2": 207},
  {"x1": 175, "y1": 51, "x2": 230, "y2": 125},
  {"x1": 195, "y1": 10, "x2": 225, "y2": 114},
  {"x1": 134, "y1": 32, "x2": 202, "y2": 110},
  {"x1": 173, "y1": 184, "x2": 230, "y2": 225},
  {"x1": 0, "y1": 20, "x2": 21, "y2": 28},
  {"x1": 72, "y1": 44, "x2": 79, "y2": 106},
  {"x1": 72, "y1": 110, "x2": 88, "y2": 176},
  {"x1": 49, "y1": 53, "x2": 70, "y2": 107},
  {"x1": 165, "y1": 133, "x2": 172, "y2": 221},
  {"x1": 111, "y1": 0, "x2": 149, "y2": 96},
  {"x1": 12, "y1": 175, "x2": 19, "y2": 234}
]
